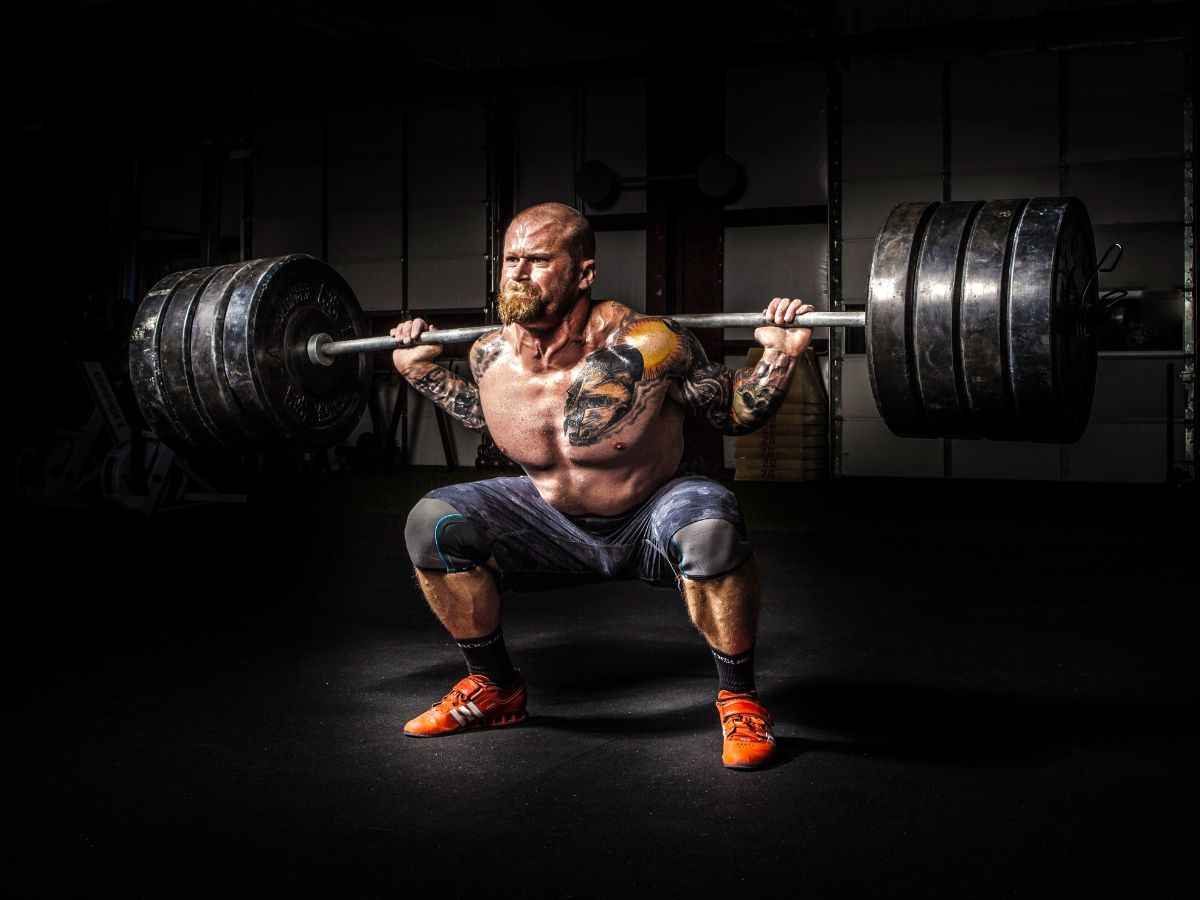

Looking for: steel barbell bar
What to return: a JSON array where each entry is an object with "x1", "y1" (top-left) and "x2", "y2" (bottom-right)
[{"x1": 306, "y1": 311, "x2": 868, "y2": 366}]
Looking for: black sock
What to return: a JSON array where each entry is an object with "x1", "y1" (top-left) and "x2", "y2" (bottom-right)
[
  {"x1": 709, "y1": 643, "x2": 756, "y2": 695},
  {"x1": 456, "y1": 626, "x2": 517, "y2": 687}
]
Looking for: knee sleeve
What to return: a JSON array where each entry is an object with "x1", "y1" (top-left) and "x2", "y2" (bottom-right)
[
  {"x1": 669, "y1": 518, "x2": 752, "y2": 580},
  {"x1": 405, "y1": 497, "x2": 487, "y2": 572}
]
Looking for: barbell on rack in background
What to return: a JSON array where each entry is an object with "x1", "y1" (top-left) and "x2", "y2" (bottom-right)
[{"x1": 128, "y1": 197, "x2": 1119, "y2": 456}]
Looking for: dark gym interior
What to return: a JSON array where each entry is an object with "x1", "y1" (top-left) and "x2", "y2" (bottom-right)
[{"x1": 8, "y1": 2, "x2": 1197, "y2": 896}]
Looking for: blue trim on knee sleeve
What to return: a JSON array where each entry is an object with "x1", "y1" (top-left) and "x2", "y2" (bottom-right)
[{"x1": 433, "y1": 513, "x2": 474, "y2": 572}]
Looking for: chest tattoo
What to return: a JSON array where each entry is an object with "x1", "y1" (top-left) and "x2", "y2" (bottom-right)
[{"x1": 563, "y1": 319, "x2": 684, "y2": 446}]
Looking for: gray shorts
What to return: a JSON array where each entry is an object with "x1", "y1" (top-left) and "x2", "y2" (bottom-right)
[{"x1": 422, "y1": 474, "x2": 746, "y2": 591}]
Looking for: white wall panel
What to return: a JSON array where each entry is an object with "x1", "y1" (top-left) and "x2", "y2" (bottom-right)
[
  {"x1": 516, "y1": 84, "x2": 576, "y2": 210},
  {"x1": 409, "y1": 150, "x2": 486, "y2": 204},
  {"x1": 843, "y1": 176, "x2": 942, "y2": 239},
  {"x1": 408, "y1": 204, "x2": 485, "y2": 257},
  {"x1": 842, "y1": 418, "x2": 943, "y2": 478},
  {"x1": 328, "y1": 113, "x2": 405, "y2": 159},
  {"x1": 1070, "y1": 160, "x2": 1180, "y2": 224},
  {"x1": 726, "y1": 62, "x2": 826, "y2": 209},
  {"x1": 1092, "y1": 224, "x2": 1182, "y2": 291},
  {"x1": 841, "y1": 354, "x2": 878, "y2": 418},
  {"x1": 843, "y1": 63, "x2": 942, "y2": 117},
  {"x1": 329, "y1": 156, "x2": 404, "y2": 209},
  {"x1": 408, "y1": 256, "x2": 488, "y2": 311},
  {"x1": 951, "y1": 54, "x2": 1057, "y2": 110},
  {"x1": 253, "y1": 215, "x2": 322, "y2": 258},
  {"x1": 954, "y1": 109, "x2": 1058, "y2": 172},
  {"x1": 254, "y1": 163, "x2": 322, "y2": 215},
  {"x1": 1069, "y1": 43, "x2": 1185, "y2": 99},
  {"x1": 723, "y1": 227, "x2": 829, "y2": 337},
  {"x1": 842, "y1": 236, "x2": 875, "y2": 303},
  {"x1": 593, "y1": 231, "x2": 646, "y2": 312},
  {"x1": 1069, "y1": 97, "x2": 1180, "y2": 163},
  {"x1": 328, "y1": 209, "x2": 404, "y2": 262},
  {"x1": 843, "y1": 115, "x2": 942, "y2": 179},
  {"x1": 409, "y1": 102, "x2": 486, "y2": 151},
  {"x1": 582, "y1": 77, "x2": 646, "y2": 216},
  {"x1": 952, "y1": 169, "x2": 1059, "y2": 202},
  {"x1": 336, "y1": 260, "x2": 404, "y2": 312}
]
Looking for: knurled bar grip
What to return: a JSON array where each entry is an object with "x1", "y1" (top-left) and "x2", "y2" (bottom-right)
[{"x1": 307, "y1": 311, "x2": 867, "y2": 366}]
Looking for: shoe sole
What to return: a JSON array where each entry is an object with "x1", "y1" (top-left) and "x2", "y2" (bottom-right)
[
  {"x1": 403, "y1": 710, "x2": 529, "y2": 738},
  {"x1": 724, "y1": 760, "x2": 771, "y2": 771}
]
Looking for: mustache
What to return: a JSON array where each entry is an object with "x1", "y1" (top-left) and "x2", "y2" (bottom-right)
[{"x1": 498, "y1": 280, "x2": 544, "y2": 324}]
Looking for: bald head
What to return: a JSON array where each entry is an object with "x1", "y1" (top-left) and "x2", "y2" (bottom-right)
[{"x1": 509, "y1": 203, "x2": 595, "y2": 265}]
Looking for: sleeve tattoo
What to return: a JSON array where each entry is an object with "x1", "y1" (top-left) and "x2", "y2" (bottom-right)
[
  {"x1": 678, "y1": 331, "x2": 798, "y2": 435},
  {"x1": 405, "y1": 364, "x2": 487, "y2": 432}
]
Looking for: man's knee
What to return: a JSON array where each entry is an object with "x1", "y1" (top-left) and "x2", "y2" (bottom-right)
[
  {"x1": 405, "y1": 497, "x2": 487, "y2": 572},
  {"x1": 670, "y1": 518, "x2": 752, "y2": 580}
]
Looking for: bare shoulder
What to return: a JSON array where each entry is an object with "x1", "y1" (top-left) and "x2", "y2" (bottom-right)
[
  {"x1": 469, "y1": 328, "x2": 507, "y2": 380},
  {"x1": 593, "y1": 308, "x2": 692, "y2": 381}
]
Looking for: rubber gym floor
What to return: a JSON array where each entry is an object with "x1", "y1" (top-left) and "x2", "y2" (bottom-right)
[{"x1": 7, "y1": 472, "x2": 1197, "y2": 897}]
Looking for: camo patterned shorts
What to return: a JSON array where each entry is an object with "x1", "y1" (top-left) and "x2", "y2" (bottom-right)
[{"x1": 424, "y1": 474, "x2": 746, "y2": 591}]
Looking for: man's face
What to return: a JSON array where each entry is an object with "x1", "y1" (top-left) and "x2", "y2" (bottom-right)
[{"x1": 498, "y1": 217, "x2": 593, "y2": 326}]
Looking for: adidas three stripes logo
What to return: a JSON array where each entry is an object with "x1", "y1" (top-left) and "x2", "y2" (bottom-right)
[{"x1": 448, "y1": 701, "x2": 486, "y2": 726}]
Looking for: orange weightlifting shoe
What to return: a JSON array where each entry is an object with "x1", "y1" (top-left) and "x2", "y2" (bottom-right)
[
  {"x1": 715, "y1": 691, "x2": 776, "y2": 770},
  {"x1": 404, "y1": 673, "x2": 528, "y2": 738}
]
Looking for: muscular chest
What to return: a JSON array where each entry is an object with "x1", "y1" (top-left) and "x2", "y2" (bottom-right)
[
  {"x1": 478, "y1": 370, "x2": 568, "y2": 464},
  {"x1": 478, "y1": 356, "x2": 673, "y2": 467}
]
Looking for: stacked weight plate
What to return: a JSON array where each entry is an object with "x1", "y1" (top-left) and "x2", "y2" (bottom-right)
[
  {"x1": 866, "y1": 197, "x2": 1098, "y2": 443},
  {"x1": 129, "y1": 254, "x2": 370, "y2": 455}
]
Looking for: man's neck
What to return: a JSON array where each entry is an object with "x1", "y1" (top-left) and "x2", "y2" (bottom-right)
[{"x1": 509, "y1": 296, "x2": 593, "y2": 370}]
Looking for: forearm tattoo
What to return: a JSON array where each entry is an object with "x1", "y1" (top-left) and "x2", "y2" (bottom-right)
[
  {"x1": 680, "y1": 333, "x2": 797, "y2": 435},
  {"x1": 407, "y1": 364, "x2": 487, "y2": 431}
]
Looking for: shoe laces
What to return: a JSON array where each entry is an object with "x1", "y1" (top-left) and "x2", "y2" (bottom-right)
[
  {"x1": 432, "y1": 678, "x2": 485, "y2": 711},
  {"x1": 723, "y1": 712, "x2": 771, "y2": 742}
]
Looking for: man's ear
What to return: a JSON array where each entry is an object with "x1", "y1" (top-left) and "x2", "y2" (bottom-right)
[{"x1": 578, "y1": 258, "x2": 596, "y2": 291}]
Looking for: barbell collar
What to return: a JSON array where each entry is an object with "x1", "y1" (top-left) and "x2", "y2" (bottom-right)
[{"x1": 308, "y1": 310, "x2": 867, "y2": 366}]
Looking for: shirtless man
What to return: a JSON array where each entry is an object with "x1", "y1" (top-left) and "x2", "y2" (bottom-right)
[{"x1": 391, "y1": 202, "x2": 813, "y2": 770}]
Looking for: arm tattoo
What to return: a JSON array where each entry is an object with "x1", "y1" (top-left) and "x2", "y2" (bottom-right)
[
  {"x1": 469, "y1": 331, "x2": 504, "y2": 381},
  {"x1": 407, "y1": 364, "x2": 487, "y2": 432},
  {"x1": 679, "y1": 332, "x2": 798, "y2": 435}
]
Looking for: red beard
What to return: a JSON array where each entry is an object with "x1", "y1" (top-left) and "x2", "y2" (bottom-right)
[{"x1": 498, "y1": 281, "x2": 544, "y2": 325}]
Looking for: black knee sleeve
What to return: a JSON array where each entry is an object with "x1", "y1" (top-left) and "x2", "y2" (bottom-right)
[
  {"x1": 404, "y1": 497, "x2": 487, "y2": 572},
  {"x1": 669, "y1": 518, "x2": 752, "y2": 580}
]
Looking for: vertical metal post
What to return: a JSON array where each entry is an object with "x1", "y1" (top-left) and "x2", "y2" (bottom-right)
[
  {"x1": 321, "y1": 117, "x2": 330, "y2": 262},
  {"x1": 1181, "y1": 41, "x2": 1195, "y2": 483},
  {"x1": 486, "y1": 100, "x2": 497, "y2": 320},
  {"x1": 238, "y1": 116, "x2": 253, "y2": 262},
  {"x1": 199, "y1": 139, "x2": 223, "y2": 267},
  {"x1": 399, "y1": 110, "x2": 411, "y2": 466},
  {"x1": 121, "y1": 153, "x2": 140, "y2": 306},
  {"x1": 574, "y1": 79, "x2": 587, "y2": 213},
  {"x1": 476, "y1": 88, "x2": 517, "y2": 470},
  {"x1": 826, "y1": 62, "x2": 844, "y2": 479}
]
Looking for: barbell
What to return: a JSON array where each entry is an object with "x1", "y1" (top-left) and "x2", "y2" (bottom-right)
[{"x1": 128, "y1": 196, "x2": 1110, "y2": 455}]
